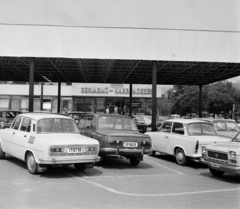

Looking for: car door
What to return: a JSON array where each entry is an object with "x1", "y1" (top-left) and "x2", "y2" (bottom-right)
[
  {"x1": 6, "y1": 116, "x2": 23, "y2": 156},
  {"x1": 81, "y1": 115, "x2": 94, "y2": 137},
  {"x1": 155, "y1": 121, "x2": 173, "y2": 153},
  {"x1": 78, "y1": 116, "x2": 87, "y2": 135},
  {"x1": 13, "y1": 117, "x2": 32, "y2": 160}
]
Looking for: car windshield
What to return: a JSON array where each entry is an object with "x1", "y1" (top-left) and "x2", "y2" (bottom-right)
[
  {"x1": 187, "y1": 123, "x2": 216, "y2": 136},
  {"x1": 213, "y1": 121, "x2": 239, "y2": 131},
  {"x1": 97, "y1": 116, "x2": 138, "y2": 131},
  {"x1": 37, "y1": 118, "x2": 80, "y2": 134},
  {"x1": 232, "y1": 132, "x2": 240, "y2": 142}
]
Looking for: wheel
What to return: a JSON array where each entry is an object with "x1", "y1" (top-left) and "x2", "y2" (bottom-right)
[
  {"x1": 74, "y1": 163, "x2": 87, "y2": 171},
  {"x1": 26, "y1": 152, "x2": 38, "y2": 174},
  {"x1": 148, "y1": 150, "x2": 156, "y2": 156},
  {"x1": 129, "y1": 157, "x2": 140, "y2": 166},
  {"x1": 209, "y1": 167, "x2": 225, "y2": 177},
  {"x1": 175, "y1": 148, "x2": 187, "y2": 166},
  {"x1": 0, "y1": 143, "x2": 5, "y2": 159}
]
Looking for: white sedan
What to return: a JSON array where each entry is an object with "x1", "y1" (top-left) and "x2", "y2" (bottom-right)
[
  {"x1": 0, "y1": 113, "x2": 100, "y2": 174},
  {"x1": 145, "y1": 119, "x2": 230, "y2": 166}
]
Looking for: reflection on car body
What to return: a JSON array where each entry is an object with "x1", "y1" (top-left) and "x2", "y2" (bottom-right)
[
  {"x1": 78, "y1": 113, "x2": 152, "y2": 166},
  {"x1": 145, "y1": 119, "x2": 230, "y2": 166},
  {"x1": 202, "y1": 131, "x2": 240, "y2": 177},
  {"x1": 0, "y1": 113, "x2": 100, "y2": 174}
]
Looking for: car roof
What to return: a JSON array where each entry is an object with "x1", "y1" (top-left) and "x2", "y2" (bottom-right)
[
  {"x1": 18, "y1": 112, "x2": 74, "y2": 120},
  {"x1": 164, "y1": 118, "x2": 210, "y2": 124},
  {"x1": 83, "y1": 113, "x2": 132, "y2": 118},
  {"x1": 68, "y1": 111, "x2": 91, "y2": 114},
  {"x1": 196, "y1": 118, "x2": 235, "y2": 122},
  {"x1": 0, "y1": 110, "x2": 22, "y2": 112}
]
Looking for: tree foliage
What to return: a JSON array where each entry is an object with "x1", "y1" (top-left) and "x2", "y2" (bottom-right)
[{"x1": 159, "y1": 81, "x2": 236, "y2": 117}]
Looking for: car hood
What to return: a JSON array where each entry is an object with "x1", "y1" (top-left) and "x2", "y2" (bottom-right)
[
  {"x1": 192, "y1": 135, "x2": 231, "y2": 145},
  {"x1": 207, "y1": 142, "x2": 240, "y2": 153},
  {"x1": 38, "y1": 134, "x2": 99, "y2": 145},
  {"x1": 96, "y1": 129, "x2": 148, "y2": 138}
]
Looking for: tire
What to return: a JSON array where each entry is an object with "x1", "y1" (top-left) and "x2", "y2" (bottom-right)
[
  {"x1": 148, "y1": 150, "x2": 156, "y2": 157},
  {"x1": 209, "y1": 167, "x2": 225, "y2": 177},
  {"x1": 129, "y1": 157, "x2": 140, "y2": 166},
  {"x1": 74, "y1": 163, "x2": 87, "y2": 171},
  {"x1": 175, "y1": 148, "x2": 187, "y2": 166},
  {"x1": 26, "y1": 152, "x2": 39, "y2": 174},
  {"x1": 0, "y1": 143, "x2": 5, "y2": 159}
]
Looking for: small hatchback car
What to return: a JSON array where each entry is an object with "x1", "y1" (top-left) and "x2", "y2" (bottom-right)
[
  {"x1": 202, "y1": 131, "x2": 240, "y2": 177},
  {"x1": 0, "y1": 113, "x2": 100, "y2": 174},
  {"x1": 78, "y1": 113, "x2": 152, "y2": 166}
]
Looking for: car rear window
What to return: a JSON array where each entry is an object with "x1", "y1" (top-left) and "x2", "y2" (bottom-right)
[
  {"x1": 37, "y1": 118, "x2": 79, "y2": 134},
  {"x1": 97, "y1": 116, "x2": 138, "y2": 131},
  {"x1": 187, "y1": 123, "x2": 216, "y2": 136}
]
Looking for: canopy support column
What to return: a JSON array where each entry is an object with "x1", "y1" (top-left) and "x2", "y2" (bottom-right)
[
  {"x1": 152, "y1": 61, "x2": 157, "y2": 132},
  {"x1": 57, "y1": 81, "x2": 61, "y2": 113},
  {"x1": 28, "y1": 58, "x2": 35, "y2": 112},
  {"x1": 40, "y1": 82, "x2": 43, "y2": 111},
  {"x1": 129, "y1": 83, "x2": 133, "y2": 116},
  {"x1": 199, "y1": 85, "x2": 202, "y2": 118}
]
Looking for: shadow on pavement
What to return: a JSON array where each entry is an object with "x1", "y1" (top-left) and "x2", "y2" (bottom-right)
[{"x1": 200, "y1": 171, "x2": 240, "y2": 184}]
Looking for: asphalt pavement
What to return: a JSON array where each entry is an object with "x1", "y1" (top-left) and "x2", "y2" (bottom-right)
[{"x1": 0, "y1": 153, "x2": 240, "y2": 209}]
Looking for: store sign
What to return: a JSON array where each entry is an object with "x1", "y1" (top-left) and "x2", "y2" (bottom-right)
[
  {"x1": 81, "y1": 87, "x2": 108, "y2": 93},
  {"x1": 115, "y1": 88, "x2": 152, "y2": 95}
]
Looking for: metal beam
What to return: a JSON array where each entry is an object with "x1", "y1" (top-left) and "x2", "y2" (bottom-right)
[
  {"x1": 28, "y1": 58, "x2": 35, "y2": 112},
  {"x1": 122, "y1": 61, "x2": 140, "y2": 83},
  {"x1": 48, "y1": 58, "x2": 69, "y2": 82}
]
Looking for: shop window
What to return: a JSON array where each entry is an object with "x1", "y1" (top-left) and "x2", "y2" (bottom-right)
[
  {"x1": 62, "y1": 99, "x2": 72, "y2": 115},
  {"x1": 0, "y1": 98, "x2": 9, "y2": 110},
  {"x1": 96, "y1": 98, "x2": 105, "y2": 113},
  {"x1": 11, "y1": 99, "x2": 20, "y2": 110},
  {"x1": 20, "y1": 99, "x2": 29, "y2": 112}
]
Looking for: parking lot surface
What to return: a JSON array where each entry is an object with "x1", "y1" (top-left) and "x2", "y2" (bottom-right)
[{"x1": 0, "y1": 153, "x2": 240, "y2": 209}]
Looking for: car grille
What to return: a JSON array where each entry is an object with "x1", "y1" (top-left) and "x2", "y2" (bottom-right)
[{"x1": 207, "y1": 151, "x2": 228, "y2": 161}]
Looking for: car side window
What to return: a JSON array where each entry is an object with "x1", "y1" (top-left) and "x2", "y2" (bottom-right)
[
  {"x1": 78, "y1": 116, "x2": 86, "y2": 129},
  {"x1": 20, "y1": 117, "x2": 31, "y2": 132},
  {"x1": 85, "y1": 116, "x2": 93, "y2": 129},
  {"x1": 12, "y1": 117, "x2": 22, "y2": 130},
  {"x1": 92, "y1": 117, "x2": 96, "y2": 129},
  {"x1": 68, "y1": 113, "x2": 73, "y2": 118},
  {"x1": 172, "y1": 122, "x2": 184, "y2": 135},
  {"x1": 160, "y1": 122, "x2": 172, "y2": 133}
]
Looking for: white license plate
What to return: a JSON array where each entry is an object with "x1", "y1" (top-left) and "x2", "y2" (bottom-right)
[
  {"x1": 68, "y1": 147, "x2": 82, "y2": 153},
  {"x1": 123, "y1": 142, "x2": 138, "y2": 147},
  {"x1": 210, "y1": 162, "x2": 220, "y2": 168}
]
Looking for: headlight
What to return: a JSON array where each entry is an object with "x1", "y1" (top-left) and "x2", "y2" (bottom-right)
[
  {"x1": 229, "y1": 151, "x2": 236, "y2": 159},
  {"x1": 202, "y1": 146, "x2": 207, "y2": 154}
]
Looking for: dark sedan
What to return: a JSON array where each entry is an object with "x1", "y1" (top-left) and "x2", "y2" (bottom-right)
[{"x1": 78, "y1": 113, "x2": 152, "y2": 165}]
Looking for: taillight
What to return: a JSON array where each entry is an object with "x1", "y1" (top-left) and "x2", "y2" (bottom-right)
[
  {"x1": 50, "y1": 147, "x2": 66, "y2": 153},
  {"x1": 195, "y1": 141, "x2": 199, "y2": 153}
]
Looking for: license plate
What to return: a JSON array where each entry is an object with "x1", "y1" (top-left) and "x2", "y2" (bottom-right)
[
  {"x1": 123, "y1": 142, "x2": 138, "y2": 147},
  {"x1": 210, "y1": 162, "x2": 220, "y2": 168},
  {"x1": 68, "y1": 147, "x2": 82, "y2": 153}
]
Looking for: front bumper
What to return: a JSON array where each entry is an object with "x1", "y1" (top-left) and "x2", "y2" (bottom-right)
[
  {"x1": 39, "y1": 156, "x2": 101, "y2": 165},
  {"x1": 100, "y1": 147, "x2": 151, "y2": 155},
  {"x1": 203, "y1": 158, "x2": 240, "y2": 174}
]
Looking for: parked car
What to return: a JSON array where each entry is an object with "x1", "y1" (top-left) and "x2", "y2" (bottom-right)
[
  {"x1": 0, "y1": 110, "x2": 22, "y2": 128},
  {"x1": 68, "y1": 111, "x2": 91, "y2": 125},
  {"x1": 78, "y1": 113, "x2": 152, "y2": 165},
  {"x1": 196, "y1": 118, "x2": 239, "y2": 138},
  {"x1": 145, "y1": 119, "x2": 230, "y2": 166},
  {"x1": 0, "y1": 113, "x2": 100, "y2": 174},
  {"x1": 202, "y1": 132, "x2": 240, "y2": 176},
  {"x1": 132, "y1": 115, "x2": 148, "y2": 133}
]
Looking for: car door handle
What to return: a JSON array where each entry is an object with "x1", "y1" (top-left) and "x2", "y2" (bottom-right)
[
  {"x1": 165, "y1": 136, "x2": 168, "y2": 139},
  {"x1": 13, "y1": 132, "x2": 15, "y2": 135},
  {"x1": 24, "y1": 135, "x2": 27, "y2": 137}
]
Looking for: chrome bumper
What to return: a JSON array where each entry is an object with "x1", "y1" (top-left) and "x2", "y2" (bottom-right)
[
  {"x1": 100, "y1": 147, "x2": 151, "y2": 155},
  {"x1": 39, "y1": 156, "x2": 101, "y2": 165}
]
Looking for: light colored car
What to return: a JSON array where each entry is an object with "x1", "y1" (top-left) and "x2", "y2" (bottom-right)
[
  {"x1": 0, "y1": 113, "x2": 100, "y2": 174},
  {"x1": 78, "y1": 113, "x2": 151, "y2": 166},
  {"x1": 202, "y1": 132, "x2": 240, "y2": 177},
  {"x1": 145, "y1": 119, "x2": 230, "y2": 166},
  {"x1": 196, "y1": 118, "x2": 239, "y2": 138}
]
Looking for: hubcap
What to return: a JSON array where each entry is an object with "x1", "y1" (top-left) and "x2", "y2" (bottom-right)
[
  {"x1": 177, "y1": 152, "x2": 183, "y2": 162},
  {"x1": 28, "y1": 155, "x2": 35, "y2": 170}
]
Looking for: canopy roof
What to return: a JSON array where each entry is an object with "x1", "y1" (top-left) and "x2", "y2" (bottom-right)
[{"x1": 0, "y1": 57, "x2": 239, "y2": 86}]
